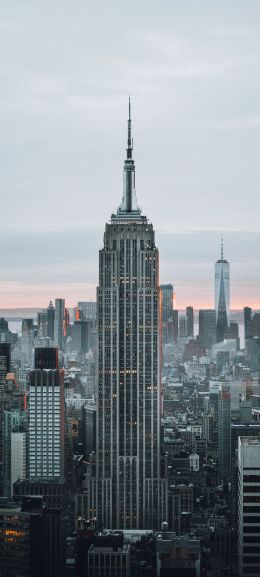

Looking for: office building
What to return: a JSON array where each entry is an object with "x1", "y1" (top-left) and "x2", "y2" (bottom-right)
[
  {"x1": 71, "y1": 320, "x2": 90, "y2": 353},
  {"x1": 37, "y1": 310, "x2": 48, "y2": 338},
  {"x1": 28, "y1": 347, "x2": 64, "y2": 480},
  {"x1": 179, "y1": 315, "x2": 187, "y2": 338},
  {"x1": 230, "y1": 424, "x2": 260, "y2": 540},
  {"x1": 0, "y1": 343, "x2": 11, "y2": 388},
  {"x1": 238, "y1": 437, "x2": 260, "y2": 577},
  {"x1": 160, "y1": 284, "x2": 174, "y2": 345},
  {"x1": 244, "y1": 307, "x2": 252, "y2": 340},
  {"x1": 155, "y1": 533, "x2": 201, "y2": 577},
  {"x1": 218, "y1": 383, "x2": 231, "y2": 481},
  {"x1": 21, "y1": 319, "x2": 34, "y2": 369},
  {"x1": 54, "y1": 298, "x2": 65, "y2": 351},
  {"x1": 13, "y1": 481, "x2": 66, "y2": 577},
  {"x1": 34, "y1": 346, "x2": 58, "y2": 370},
  {"x1": 47, "y1": 300, "x2": 55, "y2": 340},
  {"x1": 88, "y1": 543, "x2": 130, "y2": 577},
  {"x1": 86, "y1": 101, "x2": 167, "y2": 530},
  {"x1": 215, "y1": 238, "x2": 230, "y2": 342},
  {"x1": 199, "y1": 309, "x2": 216, "y2": 350},
  {"x1": 251, "y1": 311, "x2": 260, "y2": 338},
  {"x1": 3, "y1": 409, "x2": 27, "y2": 497},
  {"x1": 0, "y1": 497, "x2": 47, "y2": 577},
  {"x1": 172, "y1": 309, "x2": 179, "y2": 342},
  {"x1": 186, "y1": 306, "x2": 194, "y2": 338},
  {"x1": 77, "y1": 301, "x2": 97, "y2": 321}
]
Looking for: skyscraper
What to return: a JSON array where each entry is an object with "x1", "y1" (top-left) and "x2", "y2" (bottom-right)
[
  {"x1": 21, "y1": 319, "x2": 34, "y2": 368},
  {"x1": 28, "y1": 347, "x2": 64, "y2": 480},
  {"x1": 47, "y1": 300, "x2": 55, "y2": 340},
  {"x1": 160, "y1": 284, "x2": 174, "y2": 345},
  {"x1": 186, "y1": 306, "x2": 194, "y2": 338},
  {"x1": 88, "y1": 101, "x2": 167, "y2": 530},
  {"x1": 244, "y1": 307, "x2": 252, "y2": 340},
  {"x1": 238, "y1": 437, "x2": 260, "y2": 577},
  {"x1": 54, "y1": 298, "x2": 65, "y2": 351},
  {"x1": 199, "y1": 309, "x2": 216, "y2": 350},
  {"x1": 215, "y1": 237, "x2": 230, "y2": 342},
  {"x1": 217, "y1": 383, "x2": 231, "y2": 481},
  {"x1": 0, "y1": 343, "x2": 11, "y2": 389}
]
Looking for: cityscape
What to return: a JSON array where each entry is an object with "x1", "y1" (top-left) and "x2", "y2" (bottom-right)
[
  {"x1": 1, "y1": 2, "x2": 260, "y2": 577},
  {"x1": 0, "y1": 103, "x2": 260, "y2": 577}
]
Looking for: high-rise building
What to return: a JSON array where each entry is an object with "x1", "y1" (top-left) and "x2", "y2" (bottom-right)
[
  {"x1": 179, "y1": 315, "x2": 187, "y2": 338},
  {"x1": 160, "y1": 284, "x2": 174, "y2": 346},
  {"x1": 172, "y1": 309, "x2": 179, "y2": 342},
  {"x1": 160, "y1": 284, "x2": 173, "y2": 323},
  {"x1": 0, "y1": 497, "x2": 47, "y2": 577},
  {"x1": 37, "y1": 310, "x2": 48, "y2": 338},
  {"x1": 252, "y1": 311, "x2": 260, "y2": 338},
  {"x1": 215, "y1": 237, "x2": 230, "y2": 342},
  {"x1": 3, "y1": 409, "x2": 27, "y2": 497},
  {"x1": 77, "y1": 301, "x2": 97, "y2": 322},
  {"x1": 0, "y1": 343, "x2": 11, "y2": 388},
  {"x1": 86, "y1": 101, "x2": 167, "y2": 530},
  {"x1": 186, "y1": 306, "x2": 194, "y2": 338},
  {"x1": 199, "y1": 309, "x2": 216, "y2": 350},
  {"x1": 218, "y1": 383, "x2": 231, "y2": 481},
  {"x1": 238, "y1": 437, "x2": 260, "y2": 577},
  {"x1": 244, "y1": 307, "x2": 252, "y2": 340},
  {"x1": 21, "y1": 319, "x2": 34, "y2": 369},
  {"x1": 28, "y1": 347, "x2": 64, "y2": 480},
  {"x1": 54, "y1": 298, "x2": 65, "y2": 351},
  {"x1": 47, "y1": 300, "x2": 55, "y2": 340}
]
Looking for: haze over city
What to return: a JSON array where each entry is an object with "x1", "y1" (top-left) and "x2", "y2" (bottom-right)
[{"x1": 1, "y1": 0, "x2": 260, "y2": 308}]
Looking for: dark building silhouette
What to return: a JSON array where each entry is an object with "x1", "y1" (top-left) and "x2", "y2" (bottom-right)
[
  {"x1": 186, "y1": 306, "x2": 194, "y2": 338},
  {"x1": 244, "y1": 306, "x2": 252, "y2": 339},
  {"x1": 199, "y1": 310, "x2": 216, "y2": 350},
  {"x1": 34, "y1": 346, "x2": 58, "y2": 370}
]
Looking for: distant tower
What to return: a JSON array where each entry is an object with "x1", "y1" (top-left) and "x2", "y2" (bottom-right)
[
  {"x1": 21, "y1": 319, "x2": 34, "y2": 368},
  {"x1": 0, "y1": 343, "x2": 11, "y2": 389},
  {"x1": 87, "y1": 100, "x2": 167, "y2": 530},
  {"x1": 54, "y1": 298, "x2": 65, "y2": 351},
  {"x1": 244, "y1": 307, "x2": 252, "y2": 339},
  {"x1": 199, "y1": 310, "x2": 216, "y2": 350},
  {"x1": 215, "y1": 237, "x2": 230, "y2": 342},
  {"x1": 47, "y1": 301, "x2": 55, "y2": 340},
  {"x1": 186, "y1": 306, "x2": 194, "y2": 338},
  {"x1": 160, "y1": 284, "x2": 174, "y2": 345}
]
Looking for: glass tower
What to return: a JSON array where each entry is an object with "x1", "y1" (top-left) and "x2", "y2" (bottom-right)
[
  {"x1": 87, "y1": 101, "x2": 167, "y2": 530},
  {"x1": 215, "y1": 237, "x2": 230, "y2": 343}
]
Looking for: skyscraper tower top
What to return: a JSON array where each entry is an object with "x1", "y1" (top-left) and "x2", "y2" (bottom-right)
[
  {"x1": 111, "y1": 99, "x2": 144, "y2": 222},
  {"x1": 216, "y1": 235, "x2": 228, "y2": 264},
  {"x1": 215, "y1": 236, "x2": 230, "y2": 342}
]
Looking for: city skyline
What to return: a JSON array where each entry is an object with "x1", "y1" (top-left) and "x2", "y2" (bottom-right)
[{"x1": 1, "y1": 1, "x2": 260, "y2": 309}]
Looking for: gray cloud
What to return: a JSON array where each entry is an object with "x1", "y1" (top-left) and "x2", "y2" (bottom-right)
[{"x1": 0, "y1": 0, "x2": 260, "y2": 304}]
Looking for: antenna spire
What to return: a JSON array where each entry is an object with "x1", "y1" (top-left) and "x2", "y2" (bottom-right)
[
  {"x1": 127, "y1": 95, "x2": 132, "y2": 160},
  {"x1": 221, "y1": 235, "x2": 224, "y2": 261}
]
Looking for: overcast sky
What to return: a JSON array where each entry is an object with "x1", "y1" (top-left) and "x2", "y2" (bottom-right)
[{"x1": 1, "y1": 0, "x2": 260, "y2": 308}]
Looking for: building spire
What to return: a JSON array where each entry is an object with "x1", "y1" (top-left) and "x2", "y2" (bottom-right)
[
  {"x1": 127, "y1": 95, "x2": 133, "y2": 160},
  {"x1": 112, "y1": 98, "x2": 142, "y2": 220},
  {"x1": 221, "y1": 235, "x2": 223, "y2": 261}
]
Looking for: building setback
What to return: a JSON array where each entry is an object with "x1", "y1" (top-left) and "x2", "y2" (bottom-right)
[{"x1": 85, "y1": 101, "x2": 167, "y2": 529}]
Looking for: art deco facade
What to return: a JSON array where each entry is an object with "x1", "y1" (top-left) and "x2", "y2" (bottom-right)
[{"x1": 87, "y1": 102, "x2": 167, "y2": 530}]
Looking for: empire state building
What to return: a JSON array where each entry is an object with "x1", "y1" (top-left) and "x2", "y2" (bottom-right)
[{"x1": 86, "y1": 102, "x2": 167, "y2": 530}]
